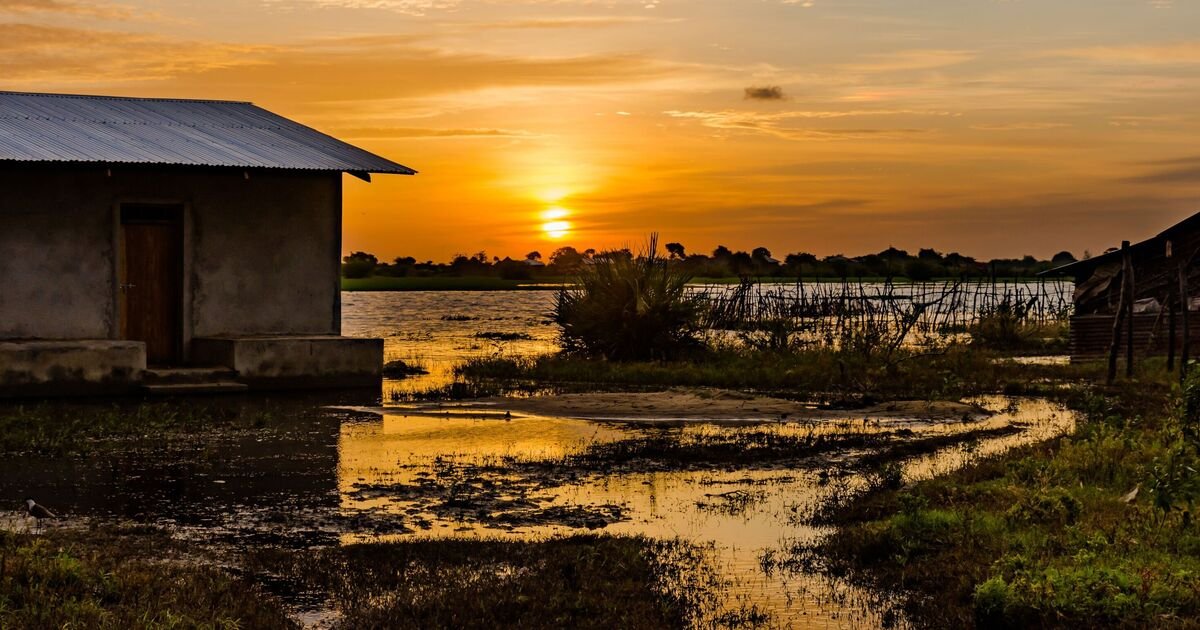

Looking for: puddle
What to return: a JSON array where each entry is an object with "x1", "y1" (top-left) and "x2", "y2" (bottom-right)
[{"x1": 332, "y1": 394, "x2": 1076, "y2": 627}]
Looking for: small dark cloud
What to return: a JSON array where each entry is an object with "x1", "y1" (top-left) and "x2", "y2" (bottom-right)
[{"x1": 744, "y1": 85, "x2": 786, "y2": 101}]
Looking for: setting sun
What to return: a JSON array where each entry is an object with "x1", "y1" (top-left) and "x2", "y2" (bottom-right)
[
  {"x1": 541, "y1": 206, "x2": 572, "y2": 239},
  {"x1": 542, "y1": 206, "x2": 570, "y2": 221},
  {"x1": 542, "y1": 220, "x2": 571, "y2": 239}
]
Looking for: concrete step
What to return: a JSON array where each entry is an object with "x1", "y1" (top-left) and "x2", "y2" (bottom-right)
[
  {"x1": 141, "y1": 381, "x2": 249, "y2": 396},
  {"x1": 143, "y1": 366, "x2": 238, "y2": 385}
]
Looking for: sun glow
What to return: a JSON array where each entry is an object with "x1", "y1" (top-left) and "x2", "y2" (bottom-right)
[
  {"x1": 538, "y1": 188, "x2": 571, "y2": 204},
  {"x1": 541, "y1": 206, "x2": 572, "y2": 238},
  {"x1": 542, "y1": 220, "x2": 571, "y2": 239},
  {"x1": 542, "y1": 206, "x2": 570, "y2": 220}
]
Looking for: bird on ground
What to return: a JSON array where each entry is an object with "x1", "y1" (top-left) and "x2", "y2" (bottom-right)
[{"x1": 25, "y1": 498, "x2": 56, "y2": 532}]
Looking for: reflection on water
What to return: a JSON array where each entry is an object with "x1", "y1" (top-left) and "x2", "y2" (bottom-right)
[
  {"x1": 341, "y1": 291, "x2": 558, "y2": 396},
  {"x1": 336, "y1": 395, "x2": 1076, "y2": 627}
]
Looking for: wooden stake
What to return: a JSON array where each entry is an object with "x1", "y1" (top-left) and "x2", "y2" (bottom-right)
[
  {"x1": 1181, "y1": 261, "x2": 1190, "y2": 381},
  {"x1": 1168, "y1": 285, "x2": 1177, "y2": 371},
  {"x1": 1125, "y1": 244, "x2": 1135, "y2": 378},
  {"x1": 1107, "y1": 242, "x2": 1131, "y2": 384},
  {"x1": 1167, "y1": 238, "x2": 1177, "y2": 371}
]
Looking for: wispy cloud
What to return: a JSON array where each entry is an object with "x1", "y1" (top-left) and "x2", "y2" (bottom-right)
[
  {"x1": 332, "y1": 126, "x2": 537, "y2": 138},
  {"x1": 0, "y1": 0, "x2": 131, "y2": 18},
  {"x1": 0, "y1": 24, "x2": 270, "y2": 84},
  {"x1": 469, "y1": 16, "x2": 678, "y2": 30},
  {"x1": 664, "y1": 108, "x2": 953, "y2": 140},
  {"x1": 842, "y1": 49, "x2": 975, "y2": 73},
  {"x1": 1054, "y1": 41, "x2": 1200, "y2": 64},
  {"x1": 1124, "y1": 155, "x2": 1200, "y2": 185},
  {"x1": 971, "y1": 122, "x2": 1071, "y2": 131}
]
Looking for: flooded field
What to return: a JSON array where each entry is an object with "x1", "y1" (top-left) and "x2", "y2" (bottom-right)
[
  {"x1": 337, "y1": 394, "x2": 1075, "y2": 626},
  {"x1": 0, "y1": 291, "x2": 1080, "y2": 628}
]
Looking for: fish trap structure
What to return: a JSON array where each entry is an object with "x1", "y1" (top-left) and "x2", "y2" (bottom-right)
[{"x1": 699, "y1": 278, "x2": 1074, "y2": 351}]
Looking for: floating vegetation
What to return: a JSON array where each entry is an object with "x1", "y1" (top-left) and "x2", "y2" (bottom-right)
[
  {"x1": 474, "y1": 331, "x2": 536, "y2": 341},
  {"x1": 382, "y1": 359, "x2": 430, "y2": 378}
]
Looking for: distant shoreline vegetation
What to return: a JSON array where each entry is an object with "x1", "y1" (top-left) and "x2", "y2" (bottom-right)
[{"x1": 340, "y1": 244, "x2": 1082, "y2": 291}]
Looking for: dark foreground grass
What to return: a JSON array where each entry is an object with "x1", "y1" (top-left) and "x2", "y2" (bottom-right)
[
  {"x1": 249, "y1": 536, "x2": 723, "y2": 630},
  {"x1": 806, "y1": 368, "x2": 1200, "y2": 628},
  {"x1": 2, "y1": 525, "x2": 724, "y2": 629},
  {"x1": 0, "y1": 402, "x2": 276, "y2": 455},
  {"x1": 458, "y1": 345, "x2": 1099, "y2": 404},
  {"x1": 0, "y1": 525, "x2": 293, "y2": 629}
]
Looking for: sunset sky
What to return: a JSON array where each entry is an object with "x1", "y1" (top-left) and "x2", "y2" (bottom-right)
[{"x1": 3, "y1": 0, "x2": 1200, "y2": 261}]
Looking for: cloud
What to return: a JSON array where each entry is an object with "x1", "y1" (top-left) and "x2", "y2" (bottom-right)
[
  {"x1": 1054, "y1": 42, "x2": 1200, "y2": 64},
  {"x1": 0, "y1": 25, "x2": 678, "y2": 103},
  {"x1": 744, "y1": 85, "x2": 786, "y2": 101},
  {"x1": 265, "y1": 0, "x2": 676, "y2": 16},
  {"x1": 1124, "y1": 155, "x2": 1200, "y2": 185},
  {"x1": 0, "y1": 24, "x2": 269, "y2": 83},
  {"x1": 470, "y1": 16, "x2": 677, "y2": 30},
  {"x1": 663, "y1": 108, "x2": 951, "y2": 141},
  {"x1": 842, "y1": 49, "x2": 975, "y2": 73},
  {"x1": 264, "y1": 0, "x2": 455, "y2": 15},
  {"x1": 970, "y1": 122, "x2": 1071, "y2": 131},
  {"x1": 0, "y1": 0, "x2": 131, "y2": 18},
  {"x1": 332, "y1": 126, "x2": 537, "y2": 138}
]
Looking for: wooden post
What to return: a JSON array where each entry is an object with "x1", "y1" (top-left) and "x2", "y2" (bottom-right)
[
  {"x1": 1125, "y1": 245, "x2": 1135, "y2": 378},
  {"x1": 1181, "y1": 261, "x2": 1190, "y2": 382},
  {"x1": 1107, "y1": 241, "x2": 1131, "y2": 385},
  {"x1": 1168, "y1": 288, "x2": 1177, "y2": 371},
  {"x1": 1168, "y1": 239, "x2": 1176, "y2": 371}
]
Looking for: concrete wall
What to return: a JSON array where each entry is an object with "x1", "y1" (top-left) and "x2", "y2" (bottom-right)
[
  {"x1": 192, "y1": 336, "x2": 382, "y2": 388},
  {"x1": 0, "y1": 166, "x2": 341, "y2": 351},
  {"x1": 0, "y1": 340, "x2": 145, "y2": 397},
  {"x1": 0, "y1": 169, "x2": 116, "y2": 339}
]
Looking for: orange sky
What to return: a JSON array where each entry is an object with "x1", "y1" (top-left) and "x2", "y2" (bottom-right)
[{"x1": 3, "y1": 0, "x2": 1200, "y2": 261}]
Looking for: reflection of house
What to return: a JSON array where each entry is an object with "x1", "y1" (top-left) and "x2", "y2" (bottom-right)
[
  {"x1": 1048, "y1": 211, "x2": 1200, "y2": 362},
  {"x1": 0, "y1": 91, "x2": 415, "y2": 396}
]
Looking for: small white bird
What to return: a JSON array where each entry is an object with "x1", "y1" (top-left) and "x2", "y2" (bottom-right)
[{"x1": 25, "y1": 498, "x2": 56, "y2": 532}]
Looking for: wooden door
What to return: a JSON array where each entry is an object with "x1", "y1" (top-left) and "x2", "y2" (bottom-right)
[{"x1": 121, "y1": 204, "x2": 183, "y2": 366}]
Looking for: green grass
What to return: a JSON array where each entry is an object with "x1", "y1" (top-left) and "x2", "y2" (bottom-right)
[
  {"x1": 806, "y1": 367, "x2": 1200, "y2": 628},
  {"x1": 248, "y1": 536, "x2": 727, "y2": 629},
  {"x1": 458, "y1": 345, "x2": 1099, "y2": 404},
  {"x1": 340, "y1": 276, "x2": 566, "y2": 291},
  {"x1": 0, "y1": 526, "x2": 294, "y2": 629},
  {"x1": 0, "y1": 402, "x2": 277, "y2": 456},
  {"x1": 1, "y1": 526, "x2": 726, "y2": 630}
]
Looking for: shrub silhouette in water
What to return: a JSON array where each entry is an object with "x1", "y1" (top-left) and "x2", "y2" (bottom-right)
[{"x1": 555, "y1": 236, "x2": 704, "y2": 360}]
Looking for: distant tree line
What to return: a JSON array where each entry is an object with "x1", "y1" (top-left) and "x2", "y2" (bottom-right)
[{"x1": 342, "y1": 244, "x2": 1083, "y2": 281}]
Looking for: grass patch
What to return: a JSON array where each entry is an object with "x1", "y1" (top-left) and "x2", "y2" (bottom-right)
[
  {"x1": 382, "y1": 359, "x2": 430, "y2": 378},
  {"x1": 0, "y1": 402, "x2": 277, "y2": 456},
  {"x1": 0, "y1": 525, "x2": 293, "y2": 628},
  {"x1": 474, "y1": 331, "x2": 536, "y2": 341},
  {"x1": 802, "y1": 368, "x2": 1200, "y2": 628},
  {"x1": 459, "y1": 345, "x2": 1099, "y2": 404},
  {"x1": 249, "y1": 536, "x2": 732, "y2": 629}
]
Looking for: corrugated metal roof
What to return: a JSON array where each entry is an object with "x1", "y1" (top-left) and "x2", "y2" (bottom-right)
[{"x1": 0, "y1": 91, "x2": 416, "y2": 176}]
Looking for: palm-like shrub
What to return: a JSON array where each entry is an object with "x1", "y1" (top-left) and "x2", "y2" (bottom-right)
[{"x1": 555, "y1": 236, "x2": 704, "y2": 360}]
